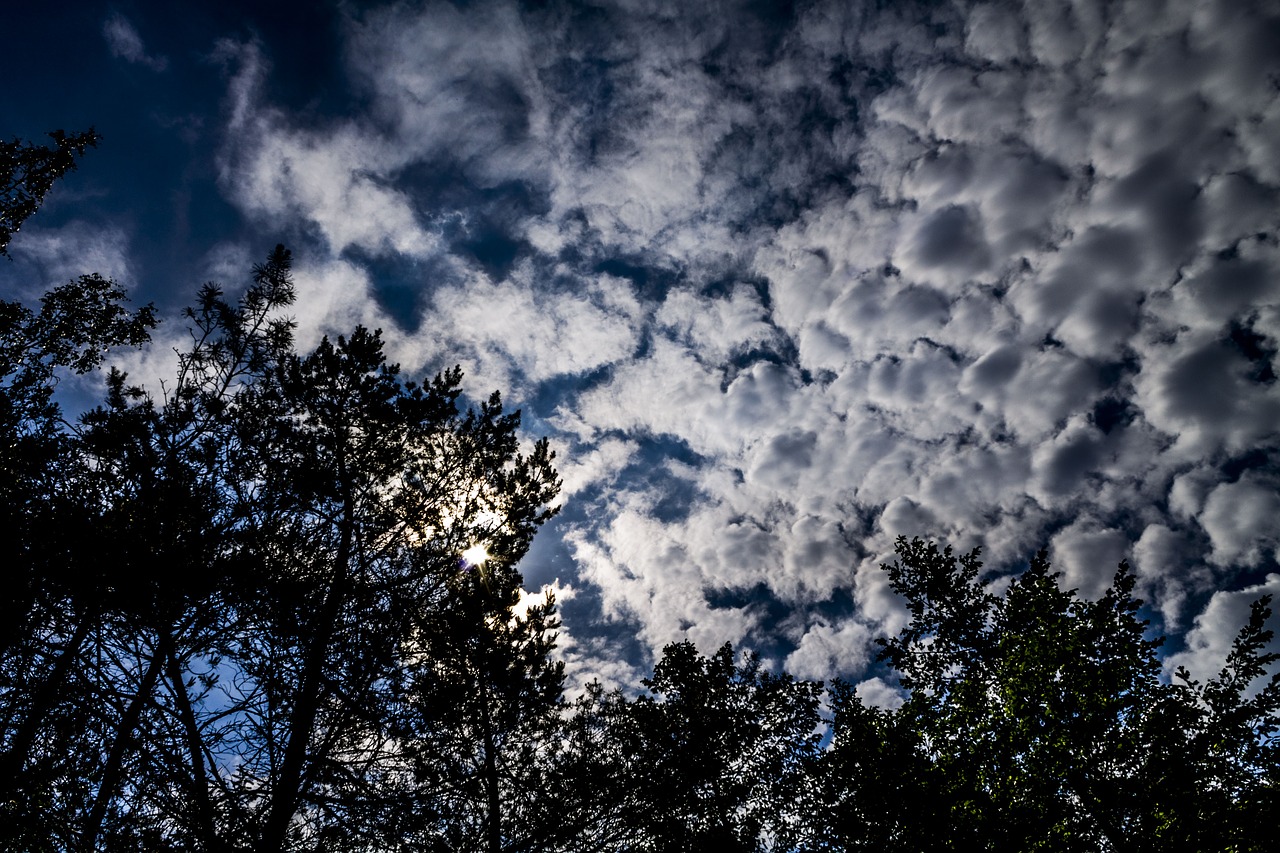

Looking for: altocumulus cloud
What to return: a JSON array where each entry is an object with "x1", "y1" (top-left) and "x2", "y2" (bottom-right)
[{"x1": 210, "y1": 0, "x2": 1280, "y2": 687}]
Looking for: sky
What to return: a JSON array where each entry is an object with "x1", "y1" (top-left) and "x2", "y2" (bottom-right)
[{"x1": 3, "y1": 0, "x2": 1279, "y2": 698}]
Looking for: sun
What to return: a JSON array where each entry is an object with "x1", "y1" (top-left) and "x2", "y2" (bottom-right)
[{"x1": 460, "y1": 543, "x2": 490, "y2": 568}]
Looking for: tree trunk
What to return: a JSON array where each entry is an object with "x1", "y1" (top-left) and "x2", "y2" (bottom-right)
[
  {"x1": 257, "y1": 460, "x2": 354, "y2": 853},
  {"x1": 481, "y1": 681, "x2": 502, "y2": 853},
  {"x1": 165, "y1": 640, "x2": 219, "y2": 851}
]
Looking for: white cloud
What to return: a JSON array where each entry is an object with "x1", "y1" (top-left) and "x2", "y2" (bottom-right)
[
  {"x1": 10, "y1": 222, "x2": 134, "y2": 286},
  {"x1": 963, "y1": 3, "x2": 1028, "y2": 64},
  {"x1": 204, "y1": 0, "x2": 1280, "y2": 682},
  {"x1": 854, "y1": 675, "x2": 906, "y2": 711},
  {"x1": 567, "y1": 506, "x2": 761, "y2": 658},
  {"x1": 217, "y1": 41, "x2": 437, "y2": 260},
  {"x1": 1134, "y1": 331, "x2": 1280, "y2": 457},
  {"x1": 287, "y1": 258, "x2": 399, "y2": 353},
  {"x1": 1165, "y1": 574, "x2": 1280, "y2": 688},
  {"x1": 421, "y1": 268, "x2": 644, "y2": 395},
  {"x1": 512, "y1": 579, "x2": 574, "y2": 623},
  {"x1": 1198, "y1": 473, "x2": 1280, "y2": 568},
  {"x1": 555, "y1": 437, "x2": 638, "y2": 499},
  {"x1": 1132, "y1": 523, "x2": 1212, "y2": 630},
  {"x1": 784, "y1": 618, "x2": 873, "y2": 682},
  {"x1": 1050, "y1": 519, "x2": 1130, "y2": 600}
]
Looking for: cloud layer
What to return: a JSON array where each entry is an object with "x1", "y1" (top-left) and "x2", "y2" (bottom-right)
[{"x1": 208, "y1": 0, "x2": 1280, "y2": 686}]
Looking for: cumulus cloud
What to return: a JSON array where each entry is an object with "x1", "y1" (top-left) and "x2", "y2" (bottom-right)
[
  {"x1": 1198, "y1": 473, "x2": 1280, "y2": 568},
  {"x1": 209, "y1": 0, "x2": 1280, "y2": 678},
  {"x1": 1165, "y1": 574, "x2": 1280, "y2": 688},
  {"x1": 854, "y1": 676, "x2": 907, "y2": 711},
  {"x1": 1050, "y1": 519, "x2": 1131, "y2": 600},
  {"x1": 785, "y1": 618, "x2": 874, "y2": 682},
  {"x1": 1133, "y1": 523, "x2": 1213, "y2": 630},
  {"x1": 420, "y1": 267, "x2": 644, "y2": 396},
  {"x1": 216, "y1": 40, "x2": 438, "y2": 262}
]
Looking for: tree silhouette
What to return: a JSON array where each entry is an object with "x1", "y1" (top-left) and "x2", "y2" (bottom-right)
[
  {"x1": 558, "y1": 641, "x2": 824, "y2": 853},
  {"x1": 1, "y1": 131, "x2": 156, "y2": 851},
  {"x1": 1, "y1": 129, "x2": 100, "y2": 258},
  {"x1": 79, "y1": 263, "x2": 560, "y2": 852},
  {"x1": 1, "y1": 159, "x2": 563, "y2": 848},
  {"x1": 859, "y1": 537, "x2": 1280, "y2": 853},
  {"x1": 808, "y1": 680, "x2": 948, "y2": 852}
]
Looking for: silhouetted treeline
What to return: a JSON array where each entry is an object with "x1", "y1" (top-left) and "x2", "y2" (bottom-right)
[{"x1": 3, "y1": 134, "x2": 1276, "y2": 852}]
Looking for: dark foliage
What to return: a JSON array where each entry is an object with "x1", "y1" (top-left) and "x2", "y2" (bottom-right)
[
  {"x1": 1, "y1": 129, "x2": 100, "y2": 258},
  {"x1": 831, "y1": 538, "x2": 1280, "y2": 853}
]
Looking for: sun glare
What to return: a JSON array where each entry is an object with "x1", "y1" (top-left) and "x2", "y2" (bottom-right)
[{"x1": 460, "y1": 543, "x2": 490, "y2": 568}]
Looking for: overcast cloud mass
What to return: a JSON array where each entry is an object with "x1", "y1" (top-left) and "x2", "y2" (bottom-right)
[{"x1": 4, "y1": 0, "x2": 1279, "y2": 694}]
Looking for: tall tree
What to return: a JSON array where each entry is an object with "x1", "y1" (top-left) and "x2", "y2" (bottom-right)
[
  {"x1": 397, "y1": 573, "x2": 568, "y2": 852},
  {"x1": 208, "y1": 316, "x2": 560, "y2": 852},
  {"x1": 0, "y1": 130, "x2": 155, "y2": 852},
  {"x1": 807, "y1": 680, "x2": 948, "y2": 852},
  {"x1": 66, "y1": 249, "x2": 298, "y2": 852},
  {"x1": 2, "y1": 236, "x2": 563, "y2": 850}
]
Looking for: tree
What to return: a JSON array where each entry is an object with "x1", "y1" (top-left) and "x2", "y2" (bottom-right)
[
  {"x1": 557, "y1": 641, "x2": 824, "y2": 853},
  {"x1": 1, "y1": 129, "x2": 100, "y2": 258},
  {"x1": 204, "y1": 313, "x2": 560, "y2": 852},
  {"x1": 1, "y1": 128, "x2": 571, "y2": 852},
  {"x1": 856, "y1": 537, "x2": 1280, "y2": 852},
  {"x1": 396, "y1": 573, "x2": 568, "y2": 852},
  {"x1": 1, "y1": 130, "x2": 155, "y2": 852},
  {"x1": 2, "y1": 237, "x2": 563, "y2": 849},
  {"x1": 74, "y1": 261, "x2": 561, "y2": 852},
  {"x1": 807, "y1": 681, "x2": 948, "y2": 852}
]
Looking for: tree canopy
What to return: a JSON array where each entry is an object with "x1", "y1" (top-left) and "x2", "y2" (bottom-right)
[{"x1": 820, "y1": 539, "x2": 1279, "y2": 852}]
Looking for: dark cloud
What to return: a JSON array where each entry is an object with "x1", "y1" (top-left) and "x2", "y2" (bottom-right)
[{"x1": 904, "y1": 205, "x2": 991, "y2": 273}]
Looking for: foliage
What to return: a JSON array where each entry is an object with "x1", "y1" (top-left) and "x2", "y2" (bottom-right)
[
  {"x1": 0, "y1": 133, "x2": 156, "y2": 852},
  {"x1": 807, "y1": 681, "x2": 946, "y2": 852},
  {"x1": 556, "y1": 641, "x2": 825, "y2": 853},
  {"x1": 0, "y1": 159, "x2": 564, "y2": 849},
  {"x1": 854, "y1": 537, "x2": 1280, "y2": 853},
  {"x1": 1, "y1": 129, "x2": 100, "y2": 258}
]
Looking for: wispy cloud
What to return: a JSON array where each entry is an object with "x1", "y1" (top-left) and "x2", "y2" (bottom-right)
[{"x1": 103, "y1": 12, "x2": 168, "y2": 71}]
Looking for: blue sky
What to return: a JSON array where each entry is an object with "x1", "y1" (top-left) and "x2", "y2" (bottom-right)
[{"x1": 4, "y1": 0, "x2": 1279, "y2": 697}]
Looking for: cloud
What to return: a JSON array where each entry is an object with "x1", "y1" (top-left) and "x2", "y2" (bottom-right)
[
  {"x1": 216, "y1": 40, "x2": 438, "y2": 262},
  {"x1": 103, "y1": 12, "x2": 168, "y2": 71},
  {"x1": 785, "y1": 618, "x2": 873, "y2": 682},
  {"x1": 1134, "y1": 331, "x2": 1280, "y2": 457},
  {"x1": 420, "y1": 266, "x2": 645, "y2": 397},
  {"x1": 1050, "y1": 519, "x2": 1130, "y2": 600},
  {"x1": 1164, "y1": 574, "x2": 1280, "y2": 688},
  {"x1": 1132, "y1": 523, "x2": 1213, "y2": 630},
  {"x1": 206, "y1": 0, "x2": 1280, "y2": 680},
  {"x1": 9, "y1": 222, "x2": 134, "y2": 287},
  {"x1": 1198, "y1": 473, "x2": 1280, "y2": 568},
  {"x1": 287, "y1": 258, "x2": 399, "y2": 353},
  {"x1": 854, "y1": 676, "x2": 907, "y2": 711}
]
